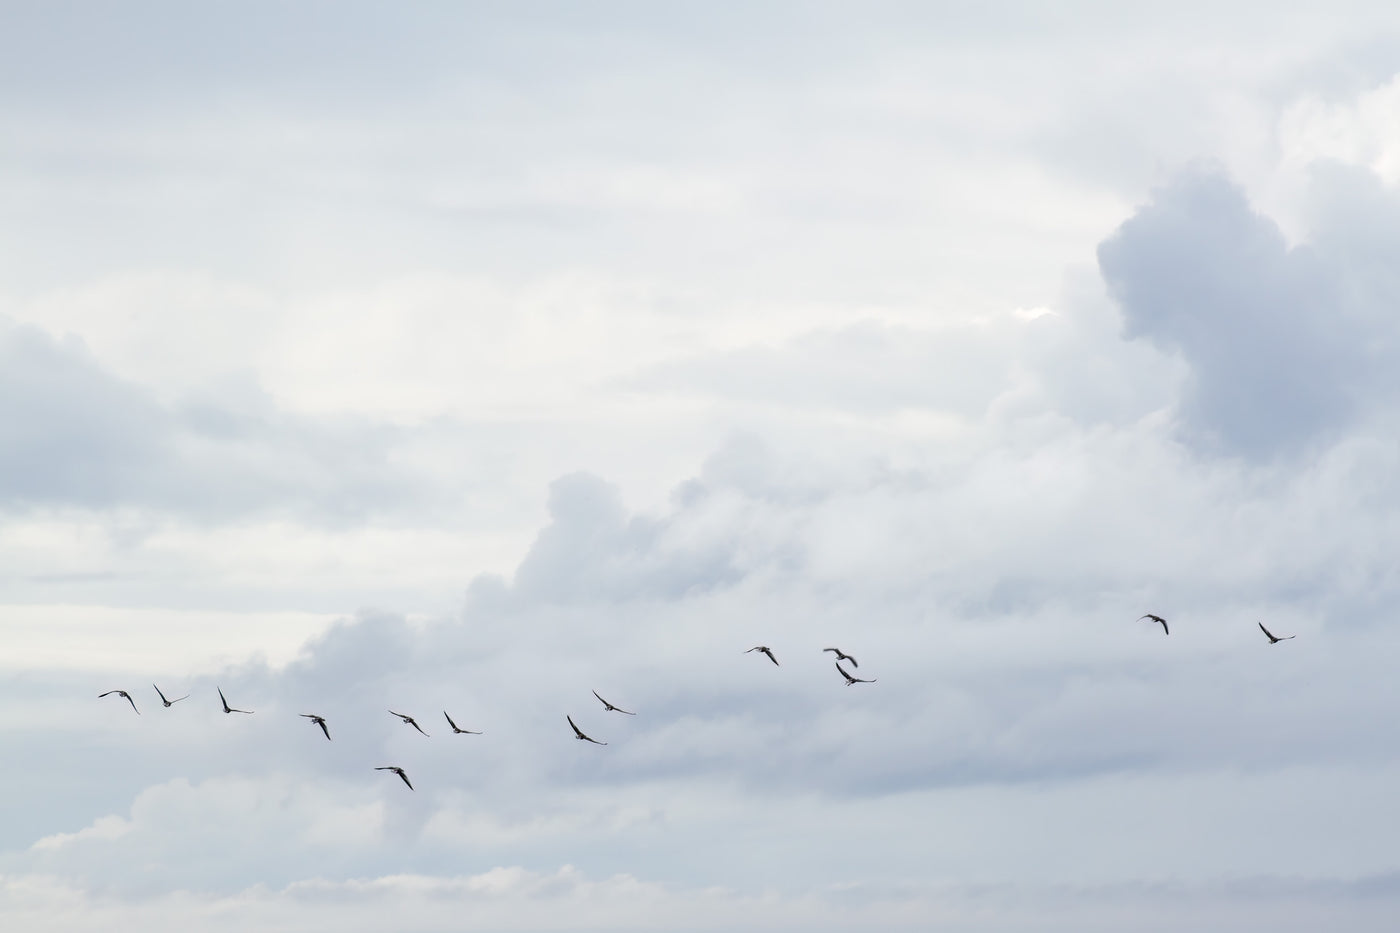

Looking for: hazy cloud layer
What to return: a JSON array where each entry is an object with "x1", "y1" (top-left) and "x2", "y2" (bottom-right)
[
  {"x1": 0, "y1": 321, "x2": 424, "y2": 522},
  {"x1": 6, "y1": 5, "x2": 1400, "y2": 931}
]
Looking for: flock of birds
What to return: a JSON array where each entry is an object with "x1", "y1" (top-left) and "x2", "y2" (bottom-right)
[
  {"x1": 98, "y1": 620, "x2": 1295, "y2": 790},
  {"x1": 96, "y1": 644, "x2": 881, "y2": 792}
]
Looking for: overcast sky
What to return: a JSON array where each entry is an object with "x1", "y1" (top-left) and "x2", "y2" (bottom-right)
[{"x1": 6, "y1": 3, "x2": 1400, "y2": 930}]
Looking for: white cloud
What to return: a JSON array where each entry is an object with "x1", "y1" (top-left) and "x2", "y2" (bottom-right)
[{"x1": 1280, "y1": 74, "x2": 1400, "y2": 184}]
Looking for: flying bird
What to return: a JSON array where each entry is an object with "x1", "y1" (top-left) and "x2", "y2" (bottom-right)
[
  {"x1": 1138, "y1": 614, "x2": 1169, "y2": 635},
  {"x1": 592, "y1": 691, "x2": 635, "y2": 715},
  {"x1": 823, "y1": 647, "x2": 858, "y2": 667},
  {"x1": 835, "y1": 662, "x2": 876, "y2": 686},
  {"x1": 746, "y1": 646, "x2": 779, "y2": 666},
  {"x1": 567, "y1": 715, "x2": 607, "y2": 745},
  {"x1": 99, "y1": 690, "x2": 139, "y2": 714},
  {"x1": 375, "y1": 766, "x2": 413, "y2": 790},
  {"x1": 152, "y1": 684, "x2": 188, "y2": 707},
  {"x1": 388, "y1": 710, "x2": 429, "y2": 736},
  {"x1": 443, "y1": 711, "x2": 482, "y2": 735},
  {"x1": 301, "y1": 713, "x2": 332, "y2": 741},
  {"x1": 1258, "y1": 622, "x2": 1296, "y2": 644},
  {"x1": 217, "y1": 687, "x2": 253, "y2": 714}
]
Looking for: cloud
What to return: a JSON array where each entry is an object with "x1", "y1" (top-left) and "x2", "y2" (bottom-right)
[
  {"x1": 0, "y1": 320, "x2": 428, "y2": 523},
  {"x1": 4, "y1": 863, "x2": 1400, "y2": 933},
  {"x1": 1096, "y1": 166, "x2": 1364, "y2": 459}
]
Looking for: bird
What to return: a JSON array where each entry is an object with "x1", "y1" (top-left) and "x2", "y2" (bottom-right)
[
  {"x1": 823, "y1": 647, "x2": 858, "y2": 667},
  {"x1": 836, "y1": 662, "x2": 876, "y2": 686},
  {"x1": 217, "y1": 687, "x2": 253, "y2": 714},
  {"x1": 99, "y1": 690, "x2": 139, "y2": 714},
  {"x1": 443, "y1": 711, "x2": 482, "y2": 734},
  {"x1": 746, "y1": 646, "x2": 779, "y2": 666},
  {"x1": 592, "y1": 691, "x2": 635, "y2": 715},
  {"x1": 301, "y1": 713, "x2": 331, "y2": 741},
  {"x1": 567, "y1": 715, "x2": 607, "y2": 745},
  {"x1": 1258, "y1": 621, "x2": 1296, "y2": 644},
  {"x1": 375, "y1": 766, "x2": 413, "y2": 790},
  {"x1": 152, "y1": 684, "x2": 188, "y2": 707},
  {"x1": 388, "y1": 710, "x2": 429, "y2": 736},
  {"x1": 1138, "y1": 614, "x2": 1169, "y2": 635}
]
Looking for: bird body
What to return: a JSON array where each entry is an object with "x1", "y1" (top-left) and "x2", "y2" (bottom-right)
[
  {"x1": 823, "y1": 647, "x2": 858, "y2": 667},
  {"x1": 836, "y1": 662, "x2": 876, "y2": 686},
  {"x1": 218, "y1": 687, "x2": 252, "y2": 714},
  {"x1": 375, "y1": 766, "x2": 413, "y2": 790},
  {"x1": 1138, "y1": 614, "x2": 1169, "y2": 635},
  {"x1": 592, "y1": 691, "x2": 635, "y2": 715},
  {"x1": 99, "y1": 690, "x2": 139, "y2": 714},
  {"x1": 746, "y1": 646, "x2": 779, "y2": 666},
  {"x1": 1258, "y1": 622, "x2": 1296, "y2": 644},
  {"x1": 443, "y1": 711, "x2": 482, "y2": 734},
  {"x1": 567, "y1": 715, "x2": 607, "y2": 745},
  {"x1": 301, "y1": 713, "x2": 332, "y2": 740},
  {"x1": 389, "y1": 710, "x2": 430, "y2": 736},
  {"x1": 152, "y1": 684, "x2": 188, "y2": 707}
]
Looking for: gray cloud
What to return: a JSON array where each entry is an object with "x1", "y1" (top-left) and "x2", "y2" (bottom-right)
[
  {"x1": 0, "y1": 320, "x2": 426, "y2": 523},
  {"x1": 1097, "y1": 166, "x2": 1366, "y2": 459}
]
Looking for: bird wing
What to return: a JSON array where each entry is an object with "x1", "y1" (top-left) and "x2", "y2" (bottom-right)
[
  {"x1": 388, "y1": 709, "x2": 408, "y2": 720},
  {"x1": 218, "y1": 687, "x2": 231, "y2": 711},
  {"x1": 835, "y1": 662, "x2": 855, "y2": 682},
  {"x1": 1259, "y1": 622, "x2": 1275, "y2": 640},
  {"x1": 444, "y1": 711, "x2": 459, "y2": 731},
  {"x1": 317, "y1": 719, "x2": 331, "y2": 740},
  {"x1": 763, "y1": 648, "x2": 779, "y2": 665},
  {"x1": 409, "y1": 719, "x2": 429, "y2": 736},
  {"x1": 400, "y1": 771, "x2": 413, "y2": 790},
  {"x1": 153, "y1": 684, "x2": 168, "y2": 703},
  {"x1": 567, "y1": 715, "x2": 586, "y2": 738}
]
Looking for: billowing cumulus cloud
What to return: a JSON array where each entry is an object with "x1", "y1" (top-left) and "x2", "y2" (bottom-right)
[{"x1": 1097, "y1": 165, "x2": 1400, "y2": 460}]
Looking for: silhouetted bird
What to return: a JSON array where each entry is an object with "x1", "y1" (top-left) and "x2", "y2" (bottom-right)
[
  {"x1": 443, "y1": 711, "x2": 481, "y2": 734},
  {"x1": 823, "y1": 647, "x2": 858, "y2": 667},
  {"x1": 152, "y1": 684, "x2": 187, "y2": 707},
  {"x1": 567, "y1": 715, "x2": 607, "y2": 745},
  {"x1": 99, "y1": 690, "x2": 139, "y2": 714},
  {"x1": 592, "y1": 691, "x2": 635, "y2": 715},
  {"x1": 301, "y1": 713, "x2": 331, "y2": 740},
  {"x1": 217, "y1": 687, "x2": 252, "y2": 714},
  {"x1": 1138, "y1": 614, "x2": 1169, "y2": 635},
  {"x1": 375, "y1": 766, "x2": 413, "y2": 790},
  {"x1": 836, "y1": 662, "x2": 876, "y2": 686},
  {"x1": 746, "y1": 646, "x2": 779, "y2": 666},
  {"x1": 389, "y1": 710, "x2": 429, "y2": 736},
  {"x1": 1258, "y1": 621, "x2": 1296, "y2": 644}
]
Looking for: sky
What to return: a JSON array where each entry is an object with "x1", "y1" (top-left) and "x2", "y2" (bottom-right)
[{"x1": 5, "y1": 2, "x2": 1400, "y2": 929}]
